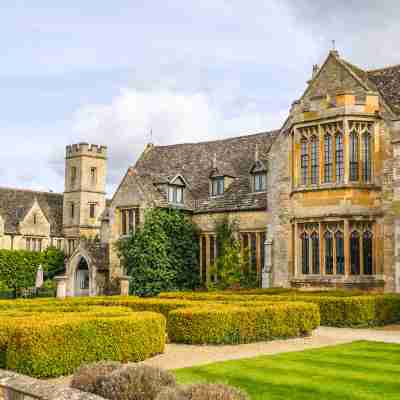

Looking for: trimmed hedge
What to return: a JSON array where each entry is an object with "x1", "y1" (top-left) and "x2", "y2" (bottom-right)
[
  {"x1": 168, "y1": 302, "x2": 320, "y2": 344},
  {"x1": 1, "y1": 311, "x2": 166, "y2": 377}
]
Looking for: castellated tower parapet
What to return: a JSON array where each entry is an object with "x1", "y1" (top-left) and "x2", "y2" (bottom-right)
[
  {"x1": 66, "y1": 143, "x2": 107, "y2": 159},
  {"x1": 63, "y1": 143, "x2": 108, "y2": 240}
]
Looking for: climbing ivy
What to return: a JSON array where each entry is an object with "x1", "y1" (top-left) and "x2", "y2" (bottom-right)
[{"x1": 116, "y1": 208, "x2": 200, "y2": 297}]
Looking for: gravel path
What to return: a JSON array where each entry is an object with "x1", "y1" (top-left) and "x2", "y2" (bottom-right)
[
  {"x1": 50, "y1": 325, "x2": 400, "y2": 387},
  {"x1": 142, "y1": 326, "x2": 400, "y2": 370}
]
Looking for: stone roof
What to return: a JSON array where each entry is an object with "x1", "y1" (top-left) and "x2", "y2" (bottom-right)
[
  {"x1": 0, "y1": 187, "x2": 63, "y2": 236},
  {"x1": 337, "y1": 55, "x2": 400, "y2": 116},
  {"x1": 133, "y1": 131, "x2": 278, "y2": 213},
  {"x1": 367, "y1": 65, "x2": 400, "y2": 115}
]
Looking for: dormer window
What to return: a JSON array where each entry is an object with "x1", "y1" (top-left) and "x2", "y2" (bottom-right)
[
  {"x1": 168, "y1": 185, "x2": 184, "y2": 204},
  {"x1": 211, "y1": 177, "x2": 224, "y2": 196},
  {"x1": 253, "y1": 172, "x2": 266, "y2": 192}
]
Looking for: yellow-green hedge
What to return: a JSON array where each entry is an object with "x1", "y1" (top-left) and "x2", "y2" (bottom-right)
[
  {"x1": 1, "y1": 311, "x2": 166, "y2": 377},
  {"x1": 159, "y1": 292, "x2": 400, "y2": 327},
  {"x1": 168, "y1": 302, "x2": 320, "y2": 345}
]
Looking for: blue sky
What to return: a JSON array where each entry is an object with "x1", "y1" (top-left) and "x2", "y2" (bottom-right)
[{"x1": 1, "y1": 1, "x2": 399, "y2": 194}]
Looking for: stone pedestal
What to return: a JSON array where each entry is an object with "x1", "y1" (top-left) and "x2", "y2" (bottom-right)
[
  {"x1": 119, "y1": 276, "x2": 130, "y2": 296},
  {"x1": 262, "y1": 230, "x2": 273, "y2": 288},
  {"x1": 54, "y1": 275, "x2": 67, "y2": 299}
]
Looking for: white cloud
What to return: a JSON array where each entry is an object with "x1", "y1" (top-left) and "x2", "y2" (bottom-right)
[{"x1": 70, "y1": 88, "x2": 286, "y2": 193}]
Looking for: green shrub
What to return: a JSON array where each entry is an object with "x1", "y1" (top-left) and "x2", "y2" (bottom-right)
[
  {"x1": 168, "y1": 302, "x2": 319, "y2": 344},
  {"x1": 4, "y1": 312, "x2": 166, "y2": 377},
  {"x1": 0, "y1": 247, "x2": 65, "y2": 294},
  {"x1": 95, "y1": 364, "x2": 177, "y2": 400},
  {"x1": 71, "y1": 361, "x2": 122, "y2": 393}
]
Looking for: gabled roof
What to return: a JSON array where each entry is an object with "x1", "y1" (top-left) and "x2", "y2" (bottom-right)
[
  {"x1": 303, "y1": 51, "x2": 400, "y2": 117},
  {"x1": 133, "y1": 131, "x2": 278, "y2": 213},
  {"x1": 0, "y1": 187, "x2": 63, "y2": 236}
]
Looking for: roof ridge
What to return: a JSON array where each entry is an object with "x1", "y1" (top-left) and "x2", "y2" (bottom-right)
[
  {"x1": 152, "y1": 129, "x2": 279, "y2": 149},
  {"x1": 0, "y1": 186, "x2": 62, "y2": 196},
  {"x1": 368, "y1": 64, "x2": 400, "y2": 73}
]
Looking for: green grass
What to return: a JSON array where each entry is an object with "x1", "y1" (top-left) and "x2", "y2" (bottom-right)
[{"x1": 174, "y1": 341, "x2": 400, "y2": 400}]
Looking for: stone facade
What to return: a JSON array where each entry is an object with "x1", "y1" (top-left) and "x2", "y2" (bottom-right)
[{"x1": 2, "y1": 50, "x2": 400, "y2": 294}]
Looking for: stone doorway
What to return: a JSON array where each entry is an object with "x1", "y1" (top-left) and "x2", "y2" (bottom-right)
[{"x1": 75, "y1": 257, "x2": 90, "y2": 296}]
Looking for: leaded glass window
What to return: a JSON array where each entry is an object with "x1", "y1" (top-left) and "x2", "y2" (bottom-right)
[
  {"x1": 350, "y1": 131, "x2": 359, "y2": 181},
  {"x1": 363, "y1": 132, "x2": 372, "y2": 182},
  {"x1": 324, "y1": 134, "x2": 332, "y2": 183},
  {"x1": 335, "y1": 133, "x2": 344, "y2": 183},
  {"x1": 311, "y1": 136, "x2": 319, "y2": 185},
  {"x1": 350, "y1": 231, "x2": 360, "y2": 274},
  {"x1": 363, "y1": 231, "x2": 373, "y2": 275},
  {"x1": 335, "y1": 231, "x2": 345, "y2": 275},
  {"x1": 325, "y1": 231, "x2": 333, "y2": 274},
  {"x1": 301, "y1": 233, "x2": 309, "y2": 274},
  {"x1": 301, "y1": 139, "x2": 308, "y2": 186},
  {"x1": 311, "y1": 232, "x2": 320, "y2": 274}
]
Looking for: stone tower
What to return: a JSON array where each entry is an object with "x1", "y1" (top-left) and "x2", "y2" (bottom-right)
[{"x1": 63, "y1": 143, "x2": 107, "y2": 250}]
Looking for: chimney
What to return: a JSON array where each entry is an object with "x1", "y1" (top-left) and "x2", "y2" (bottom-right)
[{"x1": 312, "y1": 64, "x2": 319, "y2": 79}]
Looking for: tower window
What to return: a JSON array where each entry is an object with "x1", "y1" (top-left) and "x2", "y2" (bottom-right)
[
  {"x1": 89, "y1": 203, "x2": 96, "y2": 219},
  {"x1": 33, "y1": 213, "x2": 37, "y2": 225},
  {"x1": 70, "y1": 202, "x2": 75, "y2": 219},
  {"x1": 90, "y1": 167, "x2": 97, "y2": 186},
  {"x1": 71, "y1": 167, "x2": 77, "y2": 188}
]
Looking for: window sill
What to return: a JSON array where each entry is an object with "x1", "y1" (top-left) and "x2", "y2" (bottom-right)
[{"x1": 291, "y1": 182, "x2": 380, "y2": 194}]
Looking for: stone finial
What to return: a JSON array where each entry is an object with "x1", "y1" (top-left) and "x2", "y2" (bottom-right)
[
  {"x1": 212, "y1": 153, "x2": 217, "y2": 169},
  {"x1": 312, "y1": 64, "x2": 319, "y2": 79},
  {"x1": 255, "y1": 144, "x2": 259, "y2": 162}
]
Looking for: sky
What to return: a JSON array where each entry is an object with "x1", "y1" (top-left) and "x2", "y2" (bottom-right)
[{"x1": 1, "y1": 0, "x2": 400, "y2": 195}]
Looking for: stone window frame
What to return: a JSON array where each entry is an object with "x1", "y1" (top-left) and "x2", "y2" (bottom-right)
[
  {"x1": 294, "y1": 119, "x2": 375, "y2": 190},
  {"x1": 25, "y1": 236, "x2": 43, "y2": 252},
  {"x1": 120, "y1": 207, "x2": 140, "y2": 236},
  {"x1": 168, "y1": 184, "x2": 184, "y2": 204},
  {"x1": 296, "y1": 219, "x2": 375, "y2": 277},
  {"x1": 211, "y1": 176, "x2": 225, "y2": 197}
]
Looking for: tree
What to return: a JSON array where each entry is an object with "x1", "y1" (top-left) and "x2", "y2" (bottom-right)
[{"x1": 116, "y1": 208, "x2": 200, "y2": 296}]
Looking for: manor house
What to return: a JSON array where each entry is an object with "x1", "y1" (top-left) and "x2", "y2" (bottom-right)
[{"x1": 1, "y1": 50, "x2": 400, "y2": 295}]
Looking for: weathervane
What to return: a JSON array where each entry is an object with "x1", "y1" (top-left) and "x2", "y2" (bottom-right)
[{"x1": 332, "y1": 39, "x2": 336, "y2": 51}]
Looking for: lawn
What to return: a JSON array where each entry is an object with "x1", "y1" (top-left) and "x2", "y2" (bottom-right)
[{"x1": 174, "y1": 341, "x2": 400, "y2": 400}]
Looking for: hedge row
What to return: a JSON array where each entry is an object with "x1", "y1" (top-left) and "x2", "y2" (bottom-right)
[
  {"x1": 168, "y1": 302, "x2": 320, "y2": 344},
  {"x1": 0, "y1": 311, "x2": 166, "y2": 378},
  {"x1": 158, "y1": 291, "x2": 400, "y2": 327}
]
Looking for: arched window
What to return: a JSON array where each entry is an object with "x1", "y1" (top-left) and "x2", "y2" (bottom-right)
[
  {"x1": 311, "y1": 232, "x2": 320, "y2": 274},
  {"x1": 335, "y1": 133, "x2": 344, "y2": 183},
  {"x1": 324, "y1": 134, "x2": 333, "y2": 183},
  {"x1": 311, "y1": 136, "x2": 319, "y2": 185},
  {"x1": 301, "y1": 139, "x2": 308, "y2": 186},
  {"x1": 350, "y1": 131, "x2": 359, "y2": 181},
  {"x1": 324, "y1": 231, "x2": 333, "y2": 274},
  {"x1": 363, "y1": 231, "x2": 373, "y2": 275},
  {"x1": 350, "y1": 231, "x2": 360, "y2": 275},
  {"x1": 335, "y1": 231, "x2": 345, "y2": 275},
  {"x1": 363, "y1": 132, "x2": 372, "y2": 182},
  {"x1": 301, "y1": 232, "x2": 309, "y2": 274}
]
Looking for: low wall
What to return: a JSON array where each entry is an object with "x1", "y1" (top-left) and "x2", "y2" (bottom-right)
[{"x1": 0, "y1": 370, "x2": 104, "y2": 400}]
